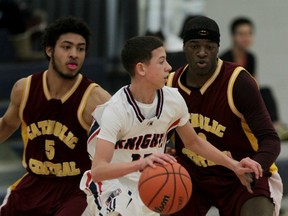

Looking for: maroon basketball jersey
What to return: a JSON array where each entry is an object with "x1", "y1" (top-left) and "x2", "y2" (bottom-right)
[
  {"x1": 167, "y1": 59, "x2": 277, "y2": 177},
  {"x1": 20, "y1": 71, "x2": 96, "y2": 178}
]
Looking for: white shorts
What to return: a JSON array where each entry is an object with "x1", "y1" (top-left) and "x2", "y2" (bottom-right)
[
  {"x1": 80, "y1": 170, "x2": 159, "y2": 216},
  {"x1": 269, "y1": 172, "x2": 283, "y2": 216}
]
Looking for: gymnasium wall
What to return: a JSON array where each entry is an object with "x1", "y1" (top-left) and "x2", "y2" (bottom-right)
[
  {"x1": 207, "y1": 0, "x2": 288, "y2": 124},
  {"x1": 139, "y1": 0, "x2": 288, "y2": 123}
]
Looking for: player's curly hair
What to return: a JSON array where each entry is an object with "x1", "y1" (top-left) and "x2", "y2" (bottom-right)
[
  {"x1": 41, "y1": 16, "x2": 91, "y2": 60},
  {"x1": 121, "y1": 36, "x2": 163, "y2": 77}
]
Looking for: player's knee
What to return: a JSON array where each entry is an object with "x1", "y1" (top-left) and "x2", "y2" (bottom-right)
[{"x1": 240, "y1": 196, "x2": 274, "y2": 216}]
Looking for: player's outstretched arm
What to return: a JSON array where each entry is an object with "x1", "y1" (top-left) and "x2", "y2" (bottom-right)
[
  {"x1": 91, "y1": 137, "x2": 176, "y2": 183},
  {"x1": 0, "y1": 78, "x2": 25, "y2": 143},
  {"x1": 176, "y1": 122, "x2": 262, "y2": 190}
]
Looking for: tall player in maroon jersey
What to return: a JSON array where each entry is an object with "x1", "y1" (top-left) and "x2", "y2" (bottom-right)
[
  {"x1": 0, "y1": 17, "x2": 110, "y2": 216},
  {"x1": 166, "y1": 16, "x2": 282, "y2": 216}
]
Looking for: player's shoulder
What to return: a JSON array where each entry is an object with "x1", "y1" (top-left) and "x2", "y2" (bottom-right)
[
  {"x1": 98, "y1": 86, "x2": 128, "y2": 111},
  {"x1": 162, "y1": 86, "x2": 185, "y2": 104},
  {"x1": 89, "y1": 84, "x2": 111, "y2": 106},
  {"x1": 162, "y1": 86, "x2": 182, "y2": 96},
  {"x1": 92, "y1": 87, "x2": 127, "y2": 123},
  {"x1": 13, "y1": 77, "x2": 30, "y2": 93}
]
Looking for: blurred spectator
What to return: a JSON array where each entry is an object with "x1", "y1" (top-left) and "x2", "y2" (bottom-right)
[
  {"x1": 0, "y1": 0, "x2": 47, "y2": 61},
  {"x1": 220, "y1": 17, "x2": 288, "y2": 141}
]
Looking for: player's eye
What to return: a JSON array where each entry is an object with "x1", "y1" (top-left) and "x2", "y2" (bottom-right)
[
  {"x1": 62, "y1": 45, "x2": 71, "y2": 50},
  {"x1": 78, "y1": 47, "x2": 85, "y2": 52}
]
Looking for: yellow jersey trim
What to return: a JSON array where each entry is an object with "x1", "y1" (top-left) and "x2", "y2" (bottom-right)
[
  {"x1": 78, "y1": 83, "x2": 99, "y2": 132},
  {"x1": 200, "y1": 59, "x2": 223, "y2": 95},
  {"x1": 19, "y1": 76, "x2": 32, "y2": 121},
  {"x1": 227, "y1": 67, "x2": 277, "y2": 173},
  {"x1": 174, "y1": 59, "x2": 223, "y2": 95},
  {"x1": 166, "y1": 71, "x2": 175, "y2": 87},
  {"x1": 42, "y1": 71, "x2": 83, "y2": 103}
]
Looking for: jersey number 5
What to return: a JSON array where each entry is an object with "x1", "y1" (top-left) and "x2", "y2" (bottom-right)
[{"x1": 45, "y1": 140, "x2": 55, "y2": 160}]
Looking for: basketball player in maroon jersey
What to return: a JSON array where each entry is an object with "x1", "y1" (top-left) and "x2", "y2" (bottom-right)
[
  {"x1": 0, "y1": 17, "x2": 110, "y2": 215},
  {"x1": 166, "y1": 16, "x2": 282, "y2": 216}
]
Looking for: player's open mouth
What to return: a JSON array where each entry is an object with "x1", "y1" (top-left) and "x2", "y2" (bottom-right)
[
  {"x1": 196, "y1": 60, "x2": 207, "y2": 68},
  {"x1": 67, "y1": 63, "x2": 78, "y2": 70}
]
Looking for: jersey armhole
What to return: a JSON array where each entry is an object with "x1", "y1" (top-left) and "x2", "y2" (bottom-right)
[
  {"x1": 78, "y1": 83, "x2": 99, "y2": 132},
  {"x1": 19, "y1": 75, "x2": 32, "y2": 121},
  {"x1": 227, "y1": 66, "x2": 248, "y2": 120}
]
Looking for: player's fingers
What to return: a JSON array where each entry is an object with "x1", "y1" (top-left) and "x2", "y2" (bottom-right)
[
  {"x1": 246, "y1": 183, "x2": 253, "y2": 194},
  {"x1": 238, "y1": 173, "x2": 254, "y2": 194},
  {"x1": 249, "y1": 158, "x2": 262, "y2": 179},
  {"x1": 147, "y1": 153, "x2": 175, "y2": 168},
  {"x1": 244, "y1": 173, "x2": 254, "y2": 194},
  {"x1": 165, "y1": 153, "x2": 177, "y2": 162},
  {"x1": 240, "y1": 157, "x2": 262, "y2": 179},
  {"x1": 165, "y1": 147, "x2": 176, "y2": 156}
]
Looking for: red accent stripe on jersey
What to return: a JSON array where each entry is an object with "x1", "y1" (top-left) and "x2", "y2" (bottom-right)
[
  {"x1": 88, "y1": 127, "x2": 100, "y2": 144},
  {"x1": 168, "y1": 119, "x2": 180, "y2": 132},
  {"x1": 85, "y1": 171, "x2": 92, "y2": 188},
  {"x1": 96, "y1": 181, "x2": 103, "y2": 194}
]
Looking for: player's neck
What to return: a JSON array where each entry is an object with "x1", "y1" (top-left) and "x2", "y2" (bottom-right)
[
  {"x1": 46, "y1": 70, "x2": 79, "y2": 99},
  {"x1": 129, "y1": 83, "x2": 156, "y2": 104}
]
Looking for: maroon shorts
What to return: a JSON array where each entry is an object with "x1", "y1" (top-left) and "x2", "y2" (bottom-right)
[
  {"x1": 171, "y1": 156, "x2": 272, "y2": 216},
  {"x1": 0, "y1": 172, "x2": 87, "y2": 216}
]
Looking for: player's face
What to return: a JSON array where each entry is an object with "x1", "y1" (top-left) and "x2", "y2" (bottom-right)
[
  {"x1": 233, "y1": 24, "x2": 254, "y2": 50},
  {"x1": 47, "y1": 33, "x2": 86, "y2": 80},
  {"x1": 144, "y1": 47, "x2": 172, "y2": 89},
  {"x1": 183, "y1": 39, "x2": 218, "y2": 76}
]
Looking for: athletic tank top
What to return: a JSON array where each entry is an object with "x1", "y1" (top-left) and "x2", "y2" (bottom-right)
[{"x1": 20, "y1": 71, "x2": 97, "y2": 178}]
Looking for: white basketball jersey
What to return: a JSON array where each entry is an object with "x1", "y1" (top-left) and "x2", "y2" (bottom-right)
[{"x1": 87, "y1": 85, "x2": 189, "y2": 186}]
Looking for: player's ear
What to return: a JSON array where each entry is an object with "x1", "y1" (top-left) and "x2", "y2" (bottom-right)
[
  {"x1": 135, "y1": 62, "x2": 146, "y2": 76},
  {"x1": 45, "y1": 46, "x2": 53, "y2": 58}
]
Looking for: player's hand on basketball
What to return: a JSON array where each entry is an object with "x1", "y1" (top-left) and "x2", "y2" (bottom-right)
[{"x1": 140, "y1": 152, "x2": 177, "y2": 171}]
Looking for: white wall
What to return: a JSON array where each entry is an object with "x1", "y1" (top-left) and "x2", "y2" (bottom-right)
[
  {"x1": 139, "y1": 0, "x2": 288, "y2": 123},
  {"x1": 206, "y1": 0, "x2": 288, "y2": 123}
]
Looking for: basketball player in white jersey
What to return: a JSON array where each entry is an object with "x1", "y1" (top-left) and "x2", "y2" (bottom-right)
[{"x1": 80, "y1": 36, "x2": 262, "y2": 216}]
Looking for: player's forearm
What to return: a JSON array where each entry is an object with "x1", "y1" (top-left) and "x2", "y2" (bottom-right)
[
  {"x1": 186, "y1": 136, "x2": 238, "y2": 171},
  {"x1": 91, "y1": 160, "x2": 142, "y2": 183},
  {"x1": 253, "y1": 137, "x2": 280, "y2": 173},
  {"x1": 0, "y1": 118, "x2": 18, "y2": 144}
]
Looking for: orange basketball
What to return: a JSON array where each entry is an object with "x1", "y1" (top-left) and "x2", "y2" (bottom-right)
[{"x1": 138, "y1": 162, "x2": 192, "y2": 214}]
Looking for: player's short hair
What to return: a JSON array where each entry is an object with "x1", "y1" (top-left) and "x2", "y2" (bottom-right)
[
  {"x1": 230, "y1": 17, "x2": 254, "y2": 35},
  {"x1": 121, "y1": 36, "x2": 163, "y2": 77},
  {"x1": 41, "y1": 16, "x2": 91, "y2": 60}
]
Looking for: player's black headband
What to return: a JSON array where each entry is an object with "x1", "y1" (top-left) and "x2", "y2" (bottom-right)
[{"x1": 183, "y1": 28, "x2": 220, "y2": 45}]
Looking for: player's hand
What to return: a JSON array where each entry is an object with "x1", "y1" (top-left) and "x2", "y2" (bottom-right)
[
  {"x1": 238, "y1": 157, "x2": 262, "y2": 179},
  {"x1": 236, "y1": 173, "x2": 255, "y2": 194},
  {"x1": 140, "y1": 152, "x2": 177, "y2": 171},
  {"x1": 165, "y1": 146, "x2": 176, "y2": 156},
  {"x1": 233, "y1": 157, "x2": 262, "y2": 193}
]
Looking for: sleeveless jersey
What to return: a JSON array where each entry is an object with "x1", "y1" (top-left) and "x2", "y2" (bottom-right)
[
  {"x1": 167, "y1": 59, "x2": 276, "y2": 177},
  {"x1": 19, "y1": 71, "x2": 97, "y2": 178}
]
